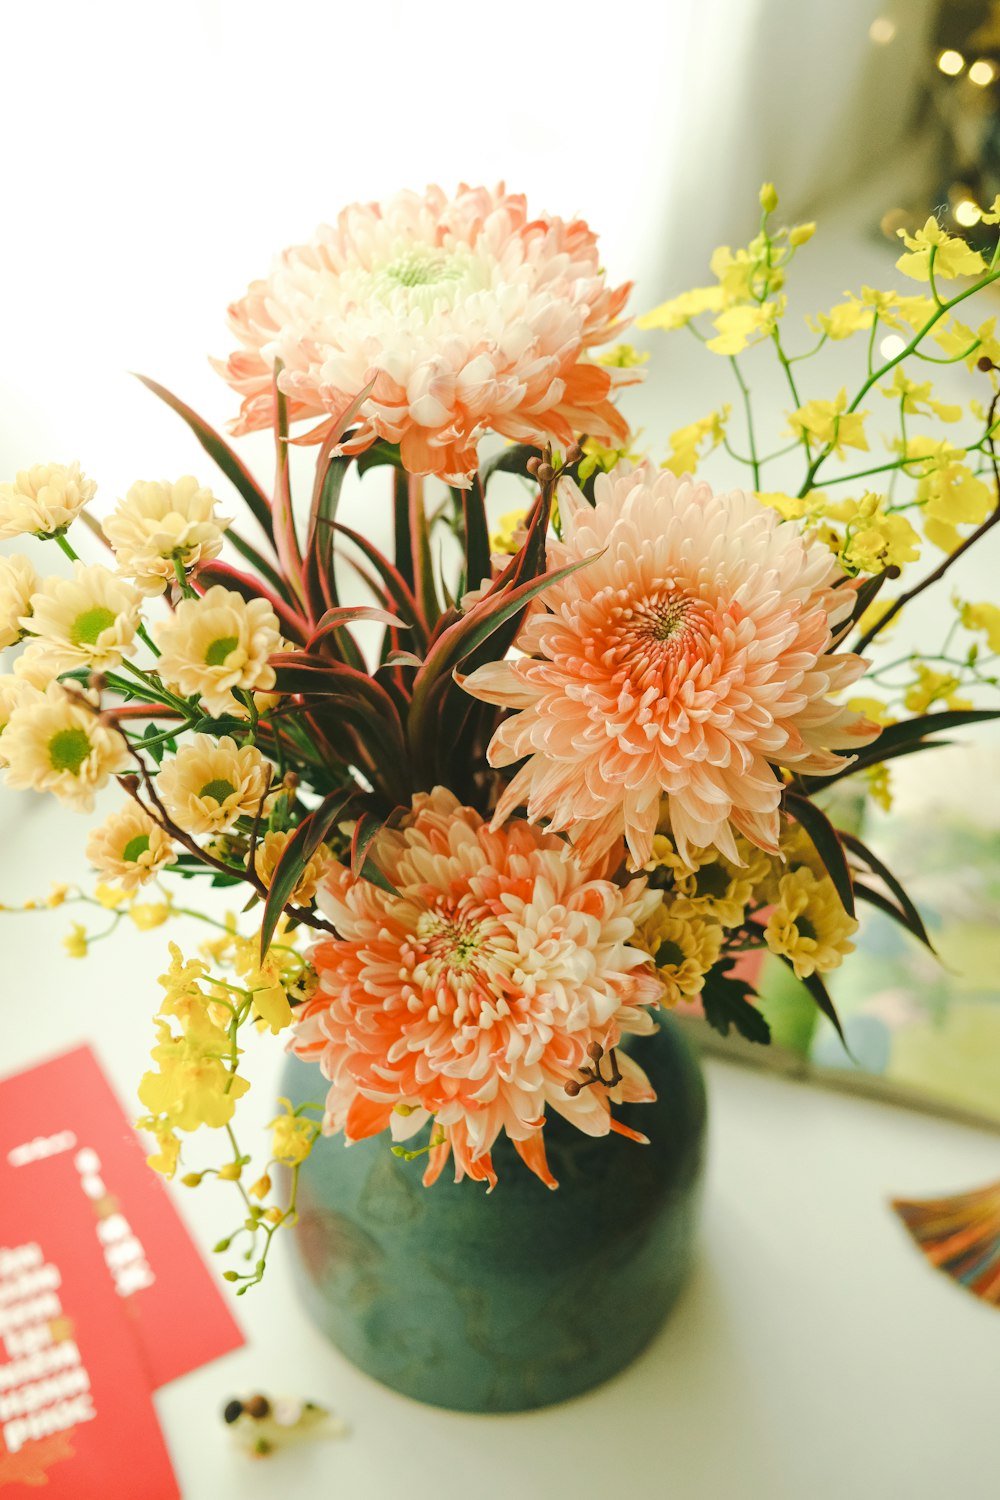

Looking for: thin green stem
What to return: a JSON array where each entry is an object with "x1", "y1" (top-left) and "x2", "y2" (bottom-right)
[
  {"x1": 55, "y1": 534, "x2": 79, "y2": 563},
  {"x1": 173, "y1": 555, "x2": 197, "y2": 598},
  {"x1": 729, "y1": 355, "x2": 761, "y2": 489},
  {"x1": 771, "y1": 327, "x2": 810, "y2": 459},
  {"x1": 866, "y1": 312, "x2": 880, "y2": 380}
]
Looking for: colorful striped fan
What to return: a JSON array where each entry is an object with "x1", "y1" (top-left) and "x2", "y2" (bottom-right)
[{"x1": 891, "y1": 1181, "x2": 1000, "y2": 1307}]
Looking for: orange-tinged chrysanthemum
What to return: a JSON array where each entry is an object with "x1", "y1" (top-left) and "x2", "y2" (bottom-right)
[
  {"x1": 215, "y1": 184, "x2": 635, "y2": 485},
  {"x1": 291, "y1": 788, "x2": 662, "y2": 1190},
  {"x1": 463, "y1": 465, "x2": 879, "y2": 868}
]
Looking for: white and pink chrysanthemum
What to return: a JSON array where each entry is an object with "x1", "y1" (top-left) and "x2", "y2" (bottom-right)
[
  {"x1": 291, "y1": 788, "x2": 662, "y2": 1190},
  {"x1": 215, "y1": 184, "x2": 635, "y2": 485},
  {"x1": 462, "y1": 465, "x2": 879, "y2": 869}
]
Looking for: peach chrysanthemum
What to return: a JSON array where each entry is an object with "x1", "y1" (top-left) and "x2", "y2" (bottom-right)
[
  {"x1": 292, "y1": 787, "x2": 662, "y2": 1190},
  {"x1": 215, "y1": 184, "x2": 635, "y2": 484},
  {"x1": 463, "y1": 465, "x2": 879, "y2": 869}
]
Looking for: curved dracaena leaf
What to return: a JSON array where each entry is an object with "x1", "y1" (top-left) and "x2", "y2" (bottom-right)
[
  {"x1": 775, "y1": 954, "x2": 850, "y2": 1052},
  {"x1": 854, "y1": 882, "x2": 937, "y2": 954},
  {"x1": 303, "y1": 382, "x2": 376, "y2": 618},
  {"x1": 224, "y1": 525, "x2": 299, "y2": 606},
  {"x1": 407, "y1": 551, "x2": 600, "y2": 766},
  {"x1": 134, "y1": 374, "x2": 276, "y2": 545},
  {"x1": 783, "y1": 792, "x2": 855, "y2": 919},
  {"x1": 840, "y1": 830, "x2": 935, "y2": 952},
  {"x1": 805, "y1": 708, "x2": 1000, "y2": 791},
  {"x1": 306, "y1": 605, "x2": 408, "y2": 653},
  {"x1": 259, "y1": 786, "x2": 357, "y2": 957},
  {"x1": 479, "y1": 443, "x2": 539, "y2": 488},
  {"x1": 271, "y1": 365, "x2": 305, "y2": 602},
  {"x1": 332, "y1": 521, "x2": 427, "y2": 644}
]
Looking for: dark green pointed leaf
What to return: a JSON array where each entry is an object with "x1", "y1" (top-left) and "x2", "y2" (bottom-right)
[
  {"x1": 784, "y1": 792, "x2": 855, "y2": 917},
  {"x1": 260, "y1": 786, "x2": 356, "y2": 956},
  {"x1": 854, "y1": 882, "x2": 938, "y2": 953},
  {"x1": 479, "y1": 443, "x2": 539, "y2": 488},
  {"x1": 840, "y1": 830, "x2": 935, "y2": 951}
]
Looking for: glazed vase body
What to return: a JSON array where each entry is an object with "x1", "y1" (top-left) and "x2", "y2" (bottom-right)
[{"x1": 280, "y1": 1017, "x2": 707, "y2": 1413}]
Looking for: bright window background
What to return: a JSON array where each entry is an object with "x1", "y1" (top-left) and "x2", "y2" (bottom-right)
[{"x1": 0, "y1": 0, "x2": 933, "y2": 496}]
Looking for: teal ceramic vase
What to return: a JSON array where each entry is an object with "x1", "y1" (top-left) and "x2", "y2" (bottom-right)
[{"x1": 280, "y1": 1017, "x2": 707, "y2": 1412}]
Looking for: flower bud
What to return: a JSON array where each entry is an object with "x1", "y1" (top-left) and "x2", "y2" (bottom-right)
[{"x1": 759, "y1": 182, "x2": 778, "y2": 214}]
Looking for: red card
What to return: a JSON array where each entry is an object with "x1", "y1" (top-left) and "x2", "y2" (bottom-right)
[
  {"x1": 0, "y1": 1164, "x2": 180, "y2": 1496},
  {"x1": 0, "y1": 1046, "x2": 243, "y2": 1389}
]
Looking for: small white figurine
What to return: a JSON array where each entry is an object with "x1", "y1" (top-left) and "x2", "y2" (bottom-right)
[{"x1": 223, "y1": 1392, "x2": 349, "y2": 1458}]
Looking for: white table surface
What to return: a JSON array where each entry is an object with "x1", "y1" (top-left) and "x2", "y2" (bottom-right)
[{"x1": 2, "y1": 792, "x2": 998, "y2": 1500}]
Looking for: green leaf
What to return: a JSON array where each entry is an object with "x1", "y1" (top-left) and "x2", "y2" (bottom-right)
[
  {"x1": 407, "y1": 550, "x2": 600, "y2": 771},
  {"x1": 700, "y1": 965, "x2": 771, "y2": 1044},
  {"x1": 783, "y1": 792, "x2": 855, "y2": 918},
  {"x1": 854, "y1": 882, "x2": 937, "y2": 953},
  {"x1": 190, "y1": 714, "x2": 248, "y2": 737},
  {"x1": 271, "y1": 364, "x2": 305, "y2": 599},
  {"x1": 805, "y1": 708, "x2": 1000, "y2": 790},
  {"x1": 350, "y1": 810, "x2": 387, "y2": 878},
  {"x1": 840, "y1": 830, "x2": 935, "y2": 951},
  {"x1": 479, "y1": 444, "x2": 539, "y2": 488},
  {"x1": 224, "y1": 526, "x2": 297, "y2": 604},
  {"x1": 355, "y1": 439, "x2": 403, "y2": 477},
  {"x1": 133, "y1": 374, "x2": 275, "y2": 543},
  {"x1": 775, "y1": 955, "x2": 850, "y2": 1051},
  {"x1": 454, "y1": 476, "x2": 490, "y2": 598},
  {"x1": 260, "y1": 787, "x2": 356, "y2": 957},
  {"x1": 306, "y1": 605, "x2": 408, "y2": 653}
]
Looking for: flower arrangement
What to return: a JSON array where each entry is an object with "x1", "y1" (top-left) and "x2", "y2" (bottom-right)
[{"x1": 2, "y1": 182, "x2": 999, "y2": 1292}]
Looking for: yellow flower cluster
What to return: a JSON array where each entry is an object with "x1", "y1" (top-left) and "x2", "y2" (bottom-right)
[
  {"x1": 636, "y1": 825, "x2": 773, "y2": 1004},
  {"x1": 137, "y1": 944, "x2": 252, "y2": 1176},
  {"x1": 760, "y1": 827, "x2": 859, "y2": 979},
  {"x1": 764, "y1": 867, "x2": 858, "y2": 980}
]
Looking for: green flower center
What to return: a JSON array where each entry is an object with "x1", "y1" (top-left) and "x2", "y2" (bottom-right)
[
  {"x1": 650, "y1": 598, "x2": 691, "y2": 642},
  {"x1": 122, "y1": 834, "x2": 151, "y2": 864},
  {"x1": 655, "y1": 939, "x2": 687, "y2": 970},
  {"x1": 384, "y1": 250, "x2": 461, "y2": 289},
  {"x1": 199, "y1": 778, "x2": 236, "y2": 804},
  {"x1": 71, "y1": 606, "x2": 117, "y2": 646},
  {"x1": 205, "y1": 635, "x2": 239, "y2": 667},
  {"x1": 48, "y1": 727, "x2": 91, "y2": 775},
  {"x1": 796, "y1": 916, "x2": 818, "y2": 943}
]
